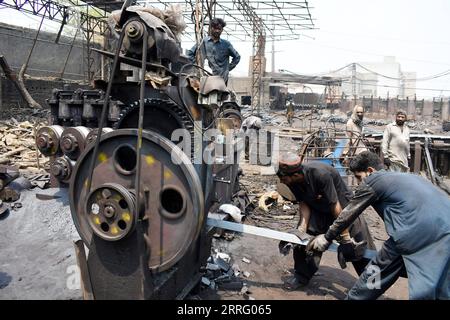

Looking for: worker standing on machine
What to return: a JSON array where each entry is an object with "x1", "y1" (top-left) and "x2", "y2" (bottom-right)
[{"x1": 187, "y1": 18, "x2": 240, "y2": 85}]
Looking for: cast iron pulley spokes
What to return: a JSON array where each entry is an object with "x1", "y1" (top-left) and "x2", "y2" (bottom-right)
[{"x1": 85, "y1": 183, "x2": 137, "y2": 241}]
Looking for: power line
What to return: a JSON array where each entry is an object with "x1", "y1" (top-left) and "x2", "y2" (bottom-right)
[
  {"x1": 296, "y1": 39, "x2": 450, "y2": 67},
  {"x1": 342, "y1": 78, "x2": 450, "y2": 92},
  {"x1": 317, "y1": 29, "x2": 450, "y2": 48},
  {"x1": 304, "y1": 61, "x2": 450, "y2": 82},
  {"x1": 277, "y1": 63, "x2": 355, "y2": 78},
  {"x1": 354, "y1": 63, "x2": 450, "y2": 81}
]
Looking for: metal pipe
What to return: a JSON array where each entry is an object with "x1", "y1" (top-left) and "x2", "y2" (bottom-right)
[
  {"x1": 23, "y1": 7, "x2": 47, "y2": 75},
  {"x1": 60, "y1": 22, "x2": 81, "y2": 79}
]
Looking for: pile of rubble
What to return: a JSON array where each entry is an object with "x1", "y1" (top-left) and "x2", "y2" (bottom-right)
[
  {"x1": 365, "y1": 118, "x2": 389, "y2": 126},
  {"x1": 199, "y1": 248, "x2": 255, "y2": 300},
  {"x1": 0, "y1": 117, "x2": 49, "y2": 172},
  {"x1": 0, "y1": 112, "x2": 51, "y2": 216}
]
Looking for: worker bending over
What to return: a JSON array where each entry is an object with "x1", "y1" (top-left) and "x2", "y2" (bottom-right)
[
  {"x1": 277, "y1": 153, "x2": 375, "y2": 290},
  {"x1": 307, "y1": 151, "x2": 450, "y2": 299}
]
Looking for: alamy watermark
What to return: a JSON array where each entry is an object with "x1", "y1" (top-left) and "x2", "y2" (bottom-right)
[
  {"x1": 170, "y1": 123, "x2": 280, "y2": 169},
  {"x1": 366, "y1": 265, "x2": 381, "y2": 290},
  {"x1": 66, "y1": 264, "x2": 81, "y2": 290}
]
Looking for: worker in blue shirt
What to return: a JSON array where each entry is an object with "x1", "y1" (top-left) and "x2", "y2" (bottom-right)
[
  {"x1": 307, "y1": 151, "x2": 450, "y2": 299},
  {"x1": 187, "y1": 18, "x2": 240, "y2": 84}
]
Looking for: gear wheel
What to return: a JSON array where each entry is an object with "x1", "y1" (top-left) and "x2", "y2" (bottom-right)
[{"x1": 114, "y1": 98, "x2": 195, "y2": 159}]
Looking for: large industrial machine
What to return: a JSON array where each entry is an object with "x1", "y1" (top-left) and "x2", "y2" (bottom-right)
[{"x1": 35, "y1": 4, "x2": 242, "y2": 299}]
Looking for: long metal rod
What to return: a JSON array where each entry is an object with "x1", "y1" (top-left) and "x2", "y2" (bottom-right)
[
  {"x1": 135, "y1": 27, "x2": 149, "y2": 219},
  {"x1": 85, "y1": 30, "x2": 126, "y2": 193},
  {"x1": 55, "y1": 9, "x2": 68, "y2": 44},
  {"x1": 424, "y1": 137, "x2": 437, "y2": 185},
  {"x1": 60, "y1": 22, "x2": 81, "y2": 79},
  {"x1": 206, "y1": 217, "x2": 377, "y2": 259},
  {"x1": 23, "y1": 7, "x2": 47, "y2": 75},
  {"x1": 73, "y1": 240, "x2": 94, "y2": 300},
  {"x1": 142, "y1": 0, "x2": 314, "y2": 41}
]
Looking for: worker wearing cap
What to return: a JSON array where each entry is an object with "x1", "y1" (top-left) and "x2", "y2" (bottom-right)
[
  {"x1": 307, "y1": 151, "x2": 450, "y2": 299},
  {"x1": 277, "y1": 153, "x2": 375, "y2": 290}
]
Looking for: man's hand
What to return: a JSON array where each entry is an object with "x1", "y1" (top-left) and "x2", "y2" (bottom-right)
[
  {"x1": 278, "y1": 228, "x2": 312, "y2": 256},
  {"x1": 295, "y1": 226, "x2": 312, "y2": 241},
  {"x1": 383, "y1": 158, "x2": 391, "y2": 167},
  {"x1": 306, "y1": 234, "x2": 330, "y2": 253},
  {"x1": 337, "y1": 239, "x2": 368, "y2": 269}
]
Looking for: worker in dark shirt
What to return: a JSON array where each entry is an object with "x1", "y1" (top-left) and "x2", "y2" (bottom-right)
[
  {"x1": 307, "y1": 151, "x2": 450, "y2": 299},
  {"x1": 187, "y1": 18, "x2": 240, "y2": 84},
  {"x1": 277, "y1": 153, "x2": 375, "y2": 290}
]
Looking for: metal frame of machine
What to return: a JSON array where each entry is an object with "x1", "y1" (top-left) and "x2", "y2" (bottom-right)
[{"x1": 35, "y1": 2, "x2": 244, "y2": 299}]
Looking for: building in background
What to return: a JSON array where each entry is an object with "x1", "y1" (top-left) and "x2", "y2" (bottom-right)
[
  {"x1": 401, "y1": 71, "x2": 417, "y2": 98},
  {"x1": 334, "y1": 56, "x2": 416, "y2": 99}
]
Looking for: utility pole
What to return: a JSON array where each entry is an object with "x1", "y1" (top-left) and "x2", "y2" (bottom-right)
[
  {"x1": 271, "y1": 39, "x2": 275, "y2": 73},
  {"x1": 251, "y1": 17, "x2": 265, "y2": 116}
]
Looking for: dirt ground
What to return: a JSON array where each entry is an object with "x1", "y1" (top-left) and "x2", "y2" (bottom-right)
[{"x1": 0, "y1": 188, "x2": 81, "y2": 299}]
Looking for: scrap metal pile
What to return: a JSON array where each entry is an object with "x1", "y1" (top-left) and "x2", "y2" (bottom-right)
[
  {"x1": 0, "y1": 118, "x2": 51, "y2": 216},
  {"x1": 0, "y1": 119, "x2": 48, "y2": 171},
  {"x1": 34, "y1": 4, "x2": 243, "y2": 300}
]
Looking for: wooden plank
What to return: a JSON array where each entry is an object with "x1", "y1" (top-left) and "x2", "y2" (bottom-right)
[{"x1": 73, "y1": 240, "x2": 94, "y2": 300}]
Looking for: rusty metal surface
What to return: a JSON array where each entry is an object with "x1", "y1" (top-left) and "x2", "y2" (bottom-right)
[
  {"x1": 73, "y1": 240, "x2": 94, "y2": 300},
  {"x1": 298, "y1": 128, "x2": 376, "y2": 187},
  {"x1": 32, "y1": 11, "x2": 244, "y2": 299},
  {"x1": 50, "y1": 156, "x2": 75, "y2": 184},
  {"x1": 0, "y1": 187, "x2": 20, "y2": 202},
  {"x1": 86, "y1": 128, "x2": 114, "y2": 146},
  {"x1": 70, "y1": 129, "x2": 204, "y2": 272},
  {"x1": 36, "y1": 125, "x2": 64, "y2": 157},
  {"x1": 85, "y1": 183, "x2": 137, "y2": 241},
  {"x1": 60, "y1": 126, "x2": 91, "y2": 160}
]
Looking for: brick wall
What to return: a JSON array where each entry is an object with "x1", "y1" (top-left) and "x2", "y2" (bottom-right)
[{"x1": 0, "y1": 75, "x2": 89, "y2": 115}]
